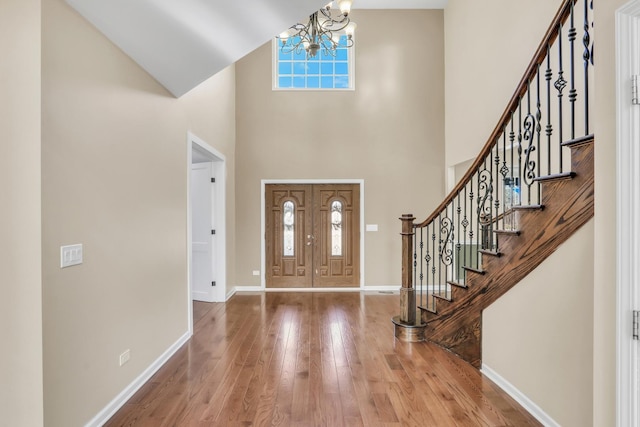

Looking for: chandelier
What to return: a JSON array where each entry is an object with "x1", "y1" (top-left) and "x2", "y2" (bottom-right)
[{"x1": 277, "y1": 1, "x2": 357, "y2": 58}]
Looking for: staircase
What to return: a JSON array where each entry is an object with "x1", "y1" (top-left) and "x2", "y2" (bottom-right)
[{"x1": 393, "y1": 0, "x2": 595, "y2": 368}]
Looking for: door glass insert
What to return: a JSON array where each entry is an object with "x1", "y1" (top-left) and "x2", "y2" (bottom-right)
[
  {"x1": 331, "y1": 200, "x2": 343, "y2": 256},
  {"x1": 283, "y1": 201, "x2": 295, "y2": 256}
]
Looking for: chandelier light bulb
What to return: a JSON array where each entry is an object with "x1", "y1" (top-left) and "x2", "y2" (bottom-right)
[
  {"x1": 279, "y1": 29, "x2": 292, "y2": 40},
  {"x1": 337, "y1": 0, "x2": 353, "y2": 16},
  {"x1": 345, "y1": 22, "x2": 357, "y2": 38}
]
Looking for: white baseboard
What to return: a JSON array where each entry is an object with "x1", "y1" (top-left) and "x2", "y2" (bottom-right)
[
  {"x1": 192, "y1": 290, "x2": 212, "y2": 302},
  {"x1": 362, "y1": 285, "x2": 399, "y2": 292},
  {"x1": 230, "y1": 286, "x2": 262, "y2": 296},
  {"x1": 230, "y1": 285, "x2": 400, "y2": 294},
  {"x1": 85, "y1": 331, "x2": 192, "y2": 427},
  {"x1": 481, "y1": 363, "x2": 560, "y2": 427}
]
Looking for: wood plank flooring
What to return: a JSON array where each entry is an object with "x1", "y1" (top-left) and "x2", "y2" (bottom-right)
[{"x1": 105, "y1": 292, "x2": 540, "y2": 426}]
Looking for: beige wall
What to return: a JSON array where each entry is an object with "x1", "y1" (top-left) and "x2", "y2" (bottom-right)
[
  {"x1": 0, "y1": 0, "x2": 43, "y2": 425},
  {"x1": 41, "y1": 0, "x2": 236, "y2": 425},
  {"x1": 235, "y1": 10, "x2": 445, "y2": 287},
  {"x1": 444, "y1": 0, "x2": 560, "y2": 167},
  {"x1": 483, "y1": 221, "x2": 594, "y2": 426}
]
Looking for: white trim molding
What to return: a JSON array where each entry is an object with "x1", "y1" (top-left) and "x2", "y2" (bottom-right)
[
  {"x1": 481, "y1": 364, "x2": 560, "y2": 427},
  {"x1": 84, "y1": 331, "x2": 191, "y2": 427},
  {"x1": 260, "y1": 179, "x2": 366, "y2": 289},
  {"x1": 616, "y1": 2, "x2": 640, "y2": 426},
  {"x1": 230, "y1": 286, "x2": 399, "y2": 295}
]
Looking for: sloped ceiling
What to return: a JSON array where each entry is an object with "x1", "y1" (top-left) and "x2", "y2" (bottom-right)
[{"x1": 65, "y1": 0, "x2": 447, "y2": 97}]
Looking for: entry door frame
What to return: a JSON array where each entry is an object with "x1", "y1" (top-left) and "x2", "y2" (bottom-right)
[
  {"x1": 187, "y1": 132, "x2": 227, "y2": 333},
  {"x1": 616, "y1": 2, "x2": 640, "y2": 425},
  {"x1": 261, "y1": 179, "x2": 365, "y2": 290}
]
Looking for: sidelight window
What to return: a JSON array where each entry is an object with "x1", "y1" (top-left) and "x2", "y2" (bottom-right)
[
  {"x1": 331, "y1": 200, "x2": 343, "y2": 256},
  {"x1": 283, "y1": 201, "x2": 295, "y2": 256}
]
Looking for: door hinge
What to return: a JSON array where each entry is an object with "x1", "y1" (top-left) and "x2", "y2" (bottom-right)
[
  {"x1": 212, "y1": 281, "x2": 216, "y2": 287},
  {"x1": 211, "y1": 177, "x2": 216, "y2": 183},
  {"x1": 634, "y1": 310, "x2": 639, "y2": 340},
  {"x1": 633, "y1": 75, "x2": 639, "y2": 105},
  {"x1": 211, "y1": 229, "x2": 216, "y2": 235}
]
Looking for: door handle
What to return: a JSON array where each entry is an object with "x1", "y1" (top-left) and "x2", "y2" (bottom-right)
[{"x1": 306, "y1": 234, "x2": 314, "y2": 246}]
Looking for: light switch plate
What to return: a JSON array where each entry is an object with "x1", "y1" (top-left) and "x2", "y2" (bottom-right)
[
  {"x1": 366, "y1": 224, "x2": 378, "y2": 232},
  {"x1": 61, "y1": 244, "x2": 83, "y2": 268}
]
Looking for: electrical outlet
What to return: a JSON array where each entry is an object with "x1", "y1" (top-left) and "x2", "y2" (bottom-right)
[
  {"x1": 252, "y1": 270, "x2": 260, "y2": 276},
  {"x1": 119, "y1": 349, "x2": 130, "y2": 366}
]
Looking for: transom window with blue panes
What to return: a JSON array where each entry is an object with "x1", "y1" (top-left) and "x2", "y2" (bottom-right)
[{"x1": 274, "y1": 35, "x2": 353, "y2": 90}]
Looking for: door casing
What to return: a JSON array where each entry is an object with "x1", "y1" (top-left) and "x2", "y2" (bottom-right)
[
  {"x1": 187, "y1": 132, "x2": 227, "y2": 334},
  {"x1": 261, "y1": 179, "x2": 365, "y2": 290},
  {"x1": 616, "y1": 2, "x2": 640, "y2": 425}
]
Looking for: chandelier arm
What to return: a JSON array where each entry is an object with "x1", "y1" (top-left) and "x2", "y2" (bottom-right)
[{"x1": 277, "y1": 6, "x2": 355, "y2": 59}]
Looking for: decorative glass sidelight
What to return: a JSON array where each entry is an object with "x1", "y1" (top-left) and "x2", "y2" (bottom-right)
[
  {"x1": 283, "y1": 201, "x2": 295, "y2": 256},
  {"x1": 331, "y1": 200, "x2": 343, "y2": 256}
]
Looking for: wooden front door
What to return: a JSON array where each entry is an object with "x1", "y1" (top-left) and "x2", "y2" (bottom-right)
[{"x1": 265, "y1": 184, "x2": 360, "y2": 288}]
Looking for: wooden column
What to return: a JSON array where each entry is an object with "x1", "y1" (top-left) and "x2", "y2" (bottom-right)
[{"x1": 399, "y1": 214, "x2": 416, "y2": 324}]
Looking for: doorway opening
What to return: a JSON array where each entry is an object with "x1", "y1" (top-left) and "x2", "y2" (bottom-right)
[
  {"x1": 261, "y1": 180, "x2": 364, "y2": 290},
  {"x1": 187, "y1": 132, "x2": 227, "y2": 332}
]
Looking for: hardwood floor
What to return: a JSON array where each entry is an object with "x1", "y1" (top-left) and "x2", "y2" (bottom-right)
[{"x1": 105, "y1": 292, "x2": 540, "y2": 426}]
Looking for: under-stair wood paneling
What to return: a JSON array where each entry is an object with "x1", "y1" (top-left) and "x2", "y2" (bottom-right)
[
  {"x1": 422, "y1": 137, "x2": 594, "y2": 367},
  {"x1": 106, "y1": 293, "x2": 540, "y2": 426}
]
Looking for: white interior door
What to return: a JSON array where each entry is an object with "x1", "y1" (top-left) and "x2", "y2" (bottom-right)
[{"x1": 191, "y1": 162, "x2": 215, "y2": 302}]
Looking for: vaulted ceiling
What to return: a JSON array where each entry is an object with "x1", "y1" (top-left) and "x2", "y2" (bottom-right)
[{"x1": 65, "y1": 0, "x2": 447, "y2": 97}]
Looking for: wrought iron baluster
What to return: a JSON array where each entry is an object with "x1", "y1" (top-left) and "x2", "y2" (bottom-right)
[
  {"x1": 555, "y1": 22, "x2": 566, "y2": 173},
  {"x1": 523, "y1": 80, "x2": 537, "y2": 205},
  {"x1": 545, "y1": 44, "x2": 553, "y2": 175},
  {"x1": 456, "y1": 193, "x2": 461, "y2": 283},
  {"x1": 418, "y1": 227, "x2": 423, "y2": 308},
  {"x1": 510, "y1": 115, "x2": 515, "y2": 192},
  {"x1": 494, "y1": 144, "x2": 501, "y2": 246},
  {"x1": 469, "y1": 179, "x2": 475, "y2": 269},
  {"x1": 568, "y1": 1, "x2": 577, "y2": 140},
  {"x1": 431, "y1": 222, "x2": 436, "y2": 304},
  {"x1": 462, "y1": 186, "x2": 468, "y2": 279},
  {"x1": 424, "y1": 225, "x2": 431, "y2": 309},
  {"x1": 517, "y1": 99, "x2": 523, "y2": 205},
  {"x1": 439, "y1": 207, "x2": 453, "y2": 296},
  {"x1": 583, "y1": 0, "x2": 592, "y2": 134},
  {"x1": 536, "y1": 66, "x2": 542, "y2": 205},
  {"x1": 477, "y1": 159, "x2": 493, "y2": 251},
  {"x1": 501, "y1": 130, "x2": 508, "y2": 230},
  {"x1": 438, "y1": 213, "x2": 442, "y2": 294}
]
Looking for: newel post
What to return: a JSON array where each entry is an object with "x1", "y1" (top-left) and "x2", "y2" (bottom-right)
[{"x1": 399, "y1": 214, "x2": 416, "y2": 324}]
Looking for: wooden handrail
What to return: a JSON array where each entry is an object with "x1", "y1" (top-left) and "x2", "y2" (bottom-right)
[{"x1": 415, "y1": 0, "x2": 578, "y2": 228}]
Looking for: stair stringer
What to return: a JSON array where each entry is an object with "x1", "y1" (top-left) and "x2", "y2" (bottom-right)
[{"x1": 421, "y1": 138, "x2": 594, "y2": 368}]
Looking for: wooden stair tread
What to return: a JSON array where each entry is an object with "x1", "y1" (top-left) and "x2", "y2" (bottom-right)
[
  {"x1": 478, "y1": 249, "x2": 502, "y2": 257},
  {"x1": 447, "y1": 280, "x2": 467, "y2": 288},
  {"x1": 462, "y1": 266, "x2": 485, "y2": 275},
  {"x1": 418, "y1": 305, "x2": 436, "y2": 314},
  {"x1": 433, "y1": 293, "x2": 451, "y2": 302},
  {"x1": 561, "y1": 134, "x2": 594, "y2": 148},
  {"x1": 512, "y1": 204, "x2": 544, "y2": 211},
  {"x1": 534, "y1": 171, "x2": 576, "y2": 182},
  {"x1": 494, "y1": 229, "x2": 521, "y2": 236}
]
